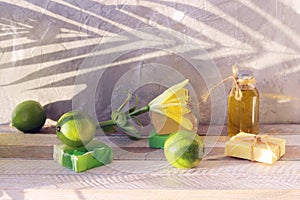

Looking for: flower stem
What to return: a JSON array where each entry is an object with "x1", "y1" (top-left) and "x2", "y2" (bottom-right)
[
  {"x1": 129, "y1": 105, "x2": 150, "y2": 117},
  {"x1": 96, "y1": 119, "x2": 117, "y2": 129},
  {"x1": 96, "y1": 105, "x2": 150, "y2": 130}
]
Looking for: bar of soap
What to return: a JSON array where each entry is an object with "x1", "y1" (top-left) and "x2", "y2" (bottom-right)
[
  {"x1": 148, "y1": 129, "x2": 170, "y2": 149},
  {"x1": 225, "y1": 132, "x2": 285, "y2": 164},
  {"x1": 53, "y1": 139, "x2": 112, "y2": 172}
]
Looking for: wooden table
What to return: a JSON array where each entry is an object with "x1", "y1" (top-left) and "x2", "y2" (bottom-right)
[{"x1": 1, "y1": 124, "x2": 300, "y2": 199}]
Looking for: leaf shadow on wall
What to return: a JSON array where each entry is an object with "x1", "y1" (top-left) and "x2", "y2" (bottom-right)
[
  {"x1": 0, "y1": 0, "x2": 214, "y2": 124},
  {"x1": 149, "y1": 0, "x2": 300, "y2": 123},
  {"x1": 1, "y1": 0, "x2": 300, "y2": 127}
]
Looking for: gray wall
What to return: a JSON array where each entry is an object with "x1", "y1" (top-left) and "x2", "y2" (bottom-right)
[{"x1": 0, "y1": 0, "x2": 300, "y2": 125}]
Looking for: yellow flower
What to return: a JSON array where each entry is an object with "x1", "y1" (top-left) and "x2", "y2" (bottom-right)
[{"x1": 148, "y1": 79, "x2": 193, "y2": 131}]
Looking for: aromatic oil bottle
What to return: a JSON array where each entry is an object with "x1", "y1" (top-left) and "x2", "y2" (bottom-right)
[{"x1": 227, "y1": 69, "x2": 259, "y2": 137}]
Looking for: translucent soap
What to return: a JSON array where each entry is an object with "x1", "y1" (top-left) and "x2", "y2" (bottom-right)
[
  {"x1": 148, "y1": 129, "x2": 170, "y2": 149},
  {"x1": 53, "y1": 139, "x2": 113, "y2": 172}
]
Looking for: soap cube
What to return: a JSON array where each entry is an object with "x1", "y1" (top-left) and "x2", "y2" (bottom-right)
[
  {"x1": 225, "y1": 132, "x2": 285, "y2": 164},
  {"x1": 148, "y1": 129, "x2": 170, "y2": 149},
  {"x1": 53, "y1": 139, "x2": 113, "y2": 172}
]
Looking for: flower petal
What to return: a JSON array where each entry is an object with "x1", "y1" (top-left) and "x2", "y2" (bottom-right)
[
  {"x1": 161, "y1": 106, "x2": 193, "y2": 130},
  {"x1": 148, "y1": 79, "x2": 194, "y2": 131},
  {"x1": 149, "y1": 79, "x2": 189, "y2": 106},
  {"x1": 164, "y1": 88, "x2": 189, "y2": 104},
  {"x1": 152, "y1": 112, "x2": 198, "y2": 134}
]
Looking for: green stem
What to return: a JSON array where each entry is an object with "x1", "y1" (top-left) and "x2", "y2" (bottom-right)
[
  {"x1": 129, "y1": 105, "x2": 150, "y2": 117},
  {"x1": 97, "y1": 119, "x2": 117, "y2": 129},
  {"x1": 96, "y1": 105, "x2": 150, "y2": 130}
]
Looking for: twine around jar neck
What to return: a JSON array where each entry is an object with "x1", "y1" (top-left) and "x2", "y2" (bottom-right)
[{"x1": 201, "y1": 65, "x2": 243, "y2": 102}]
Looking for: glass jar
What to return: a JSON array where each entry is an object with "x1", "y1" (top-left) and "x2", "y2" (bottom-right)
[{"x1": 227, "y1": 70, "x2": 259, "y2": 137}]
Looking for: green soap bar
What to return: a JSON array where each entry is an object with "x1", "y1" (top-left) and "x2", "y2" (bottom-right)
[
  {"x1": 53, "y1": 139, "x2": 113, "y2": 172},
  {"x1": 148, "y1": 129, "x2": 170, "y2": 149}
]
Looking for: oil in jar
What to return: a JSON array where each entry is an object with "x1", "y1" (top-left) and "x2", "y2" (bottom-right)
[{"x1": 227, "y1": 70, "x2": 259, "y2": 137}]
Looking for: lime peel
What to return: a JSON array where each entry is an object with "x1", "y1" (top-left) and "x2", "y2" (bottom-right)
[
  {"x1": 164, "y1": 130, "x2": 204, "y2": 169},
  {"x1": 56, "y1": 111, "x2": 96, "y2": 148},
  {"x1": 11, "y1": 100, "x2": 46, "y2": 133}
]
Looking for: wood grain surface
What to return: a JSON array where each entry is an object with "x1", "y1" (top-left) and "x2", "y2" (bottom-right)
[{"x1": 0, "y1": 124, "x2": 300, "y2": 199}]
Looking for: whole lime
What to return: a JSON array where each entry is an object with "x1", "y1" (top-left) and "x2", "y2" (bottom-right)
[
  {"x1": 56, "y1": 111, "x2": 96, "y2": 147},
  {"x1": 11, "y1": 100, "x2": 46, "y2": 133},
  {"x1": 164, "y1": 130, "x2": 204, "y2": 169}
]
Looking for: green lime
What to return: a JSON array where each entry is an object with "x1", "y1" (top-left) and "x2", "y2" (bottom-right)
[
  {"x1": 11, "y1": 100, "x2": 46, "y2": 133},
  {"x1": 164, "y1": 130, "x2": 204, "y2": 169},
  {"x1": 56, "y1": 111, "x2": 96, "y2": 147}
]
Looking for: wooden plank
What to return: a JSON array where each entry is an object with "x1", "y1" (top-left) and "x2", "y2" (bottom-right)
[
  {"x1": 93, "y1": 145, "x2": 300, "y2": 161},
  {"x1": 0, "y1": 133, "x2": 59, "y2": 146},
  {"x1": 1, "y1": 189, "x2": 299, "y2": 200},
  {"x1": 1, "y1": 133, "x2": 299, "y2": 147},
  {"x1": 0, "y1": 160, "x2": 299, "y2": 190},
  {"x1": 197, "y1": 124, "x2": 300, "y2": 135},
  {"x1": 2, "y1": 159, "x2": 300, "y2": 176},
  {"x1": 259, "y1": 124, "x2": 300, "y2": 135},
  {"x1": 0, "y1": 124, "x2": 55, "y2": 134},
  {"x1": 1, "y1": 124, "x2": 299, "y2": 198},
  {"x1": 1, "y1": 124, "x2": 300, "y2": 135},
  {"x1": 0, "y1": 146, "x2": 53, "y2": 159},
  {"x1": 100, "y1": 135, "x2": 300, "y2": 148},
  {"x1": 1, "y1": 145, "x2": 299, "y2": 161},
  {"x1": 1, "y1": 133, "x2": 299, "y2": 160}
]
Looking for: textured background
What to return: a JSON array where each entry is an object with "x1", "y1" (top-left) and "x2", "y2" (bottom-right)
[{"x1": 0, "y1": 0, "x2": 300, "y2": 125}]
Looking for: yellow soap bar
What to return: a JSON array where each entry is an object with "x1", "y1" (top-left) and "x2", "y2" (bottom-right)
[{"x1": 225, "y1": 132, "x2": 286, "y2": 164}]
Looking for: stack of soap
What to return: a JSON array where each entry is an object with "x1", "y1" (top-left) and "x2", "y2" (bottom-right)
[
  {"x1": 148, "y1": 129, "x2": 170, "y2": 149},
  {"x1": 225, "y1": 132, "x2": 286, "y2": 164},
  {"x1": 53, "y1": 139, "x2": 113, "y2": 172}
]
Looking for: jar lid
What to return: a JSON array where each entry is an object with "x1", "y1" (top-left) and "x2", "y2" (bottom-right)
[
  {"x1": 237, "y1": 70, "x2": 255, "y2": 84},
  {"x1": 238, "y1": 70, "x2": 253, "y2": 80}
]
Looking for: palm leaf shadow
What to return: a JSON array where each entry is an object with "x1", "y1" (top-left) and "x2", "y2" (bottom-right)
[
  {"x1": 1, "y1": 0, "x2": 217, "y2": 122},
  {"x1": 149, "y1": 0, "x2": 300, "y2": 66},
  {"x1": 2, "y1": 0, "x2": 299, "y2": 124}
]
